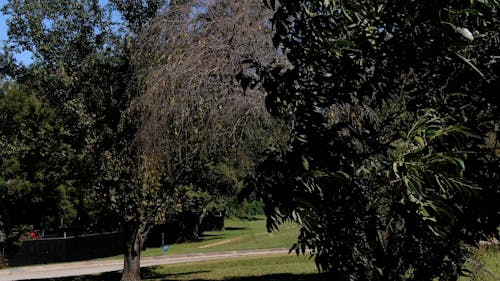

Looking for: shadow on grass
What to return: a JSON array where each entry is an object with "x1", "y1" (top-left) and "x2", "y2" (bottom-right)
[
  {"x1": 29, "y1": 271, "x2": 329, "y2": 281},
  {"x1": 224, "y1": 227, "x2": 249, "y2": 231},
  {"x1": 25, "y1": 271, "x2": 122, "y2": 281},
  {"x1": 236, "y1": 216, "x2": 264, "y2": 221},
  {"x1": 200, "y1": 233, "x2": 225, "y2": 238},
  {"x1": 143, "y1": 268, "x2": 212, "y2": 279},
  {"x1": 197, "y1": 233, "x2": 227, "y2": 241},
  {"x1": 195, "y1": 273, "x2": 329, "y2": 281}
]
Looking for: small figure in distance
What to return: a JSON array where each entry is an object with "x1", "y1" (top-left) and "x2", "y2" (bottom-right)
[{"x1": 30, "y1": 230, "x2": 38, "y2": 240}]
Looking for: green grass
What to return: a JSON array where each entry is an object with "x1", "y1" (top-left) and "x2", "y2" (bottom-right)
[
  {"x1": 32, "y1": 248, "x2": 500, "y2": 281},
  {"x1": 27, "y1": 217, "x2": 500, "y2": 281},
  {"x1": 144, "y1": 254, "x2": 326, "y2": 281},
  {"x1": 36, "y1": 255, "x2": 326, "y2": 281},
  {"x1": 30, "y1": 244, "x2": 500, "y2": 281},
  {"x1": 141, "y1": 216, "x2": 299, "y2": 257},
  {"x1": 460, "y1": 246, "x2": 500, "y2": 281}
]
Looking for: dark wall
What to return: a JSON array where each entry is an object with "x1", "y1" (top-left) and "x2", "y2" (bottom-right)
[
  {"x1": 9, "y1": 215, "x2": 225, "y2": 266},
  {"x1": 9, "y1": 232, "x2": 123, "y2": 266}
]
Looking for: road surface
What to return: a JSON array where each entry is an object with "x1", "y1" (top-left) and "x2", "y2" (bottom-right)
[{"x1": 0, "y1": 248, "x2": 289, "y2": 281}]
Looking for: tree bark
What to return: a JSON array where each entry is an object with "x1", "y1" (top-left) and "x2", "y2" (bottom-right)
[{"x1": 120, "y1": 224, "x2": 147, "y2": 281}]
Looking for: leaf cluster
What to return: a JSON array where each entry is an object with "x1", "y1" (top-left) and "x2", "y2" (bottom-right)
[{"x1": 249, "y1": 0, "x2": 500, "y2": 280}]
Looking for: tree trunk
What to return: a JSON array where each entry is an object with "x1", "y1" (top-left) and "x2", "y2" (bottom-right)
[{"x1": 120, "y1": 224, "x2": 147, "y2": 281}]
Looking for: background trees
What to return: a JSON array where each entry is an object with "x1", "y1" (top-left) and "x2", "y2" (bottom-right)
[
  {"x1": 2, "y1": 0, "x2": 131, "y2": 235},
  {"x1": 2, "y1": 1, "x2": 166, "y2": 280},
  {"x1": 1, "y1": 0, "x2": 283, "y2": 280},
  {"x1": 248, "y1": 0, "x2": 500, "y2": 280},
  {"x1": 133, "y1": 0, "x2": 287, "y2": 241},
  {"x1": 3, "y1": 0, "x2": 498, "y2": 280},
  {"x1": 0, "y1": 83, "x2": 75, "y2": 239}
]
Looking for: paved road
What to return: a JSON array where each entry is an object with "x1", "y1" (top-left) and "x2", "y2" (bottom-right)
[{"x1": 0, "y1": 248, "x2": 289, "y2": 281}]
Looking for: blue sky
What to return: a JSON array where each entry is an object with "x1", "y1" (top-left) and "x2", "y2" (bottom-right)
[
  {"x1": 0, "y1": 0, "x2": 34, "y2": 64},
  {"x1": 0, "y1": 0, "x2": 8, "y2": 44},
  {"x1": 0, "y1": 0, "x2": 201, "y2": 65},
  {"x1": 0, "y1": 0, "x2": 116, "y2": 65}
]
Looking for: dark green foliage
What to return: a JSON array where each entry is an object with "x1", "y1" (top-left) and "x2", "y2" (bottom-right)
[
  {"x1": 2, "y1": 0, "x2": 135, "y2": 234},
  {"x1": 110, "y1": 0, "x2": 167, "y2": 32},
  {"x1": 0, "y1": 84, "x2": 76, "y2": 232},
  {"x1": 248, "y1": 0, "x2": 500, "y2": 280},
  {"x1": 2, "y1": 1, "x2": 168, "y2": 279}
]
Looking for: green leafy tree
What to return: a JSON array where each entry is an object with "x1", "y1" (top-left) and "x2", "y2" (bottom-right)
[
  {"x1": 0, "y1": 83, "x2": 75, "y2": 239},
  {"x1": 2, "y1": 1, "x2": 168, "y2": 280},
  {"x1": 2, "y1": 0, "x2": 129, "y2": 233},
  {"x1": 248, "y1": 0, "x2": 500, "y2": 280}
]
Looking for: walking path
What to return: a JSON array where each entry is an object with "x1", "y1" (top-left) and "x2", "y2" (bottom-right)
[{"x1": 0, "y1": 248, "x2": 289, "y2": 281}]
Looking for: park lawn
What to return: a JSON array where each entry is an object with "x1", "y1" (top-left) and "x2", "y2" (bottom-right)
[
  {"x1": 141, "y1": 216, "x2": 299, "y2": 257},
  {"x1": 31, "y1": 216, "x2": 499, "y2": 281},
  {"x1": 145, "y1": 247, "x2": 499, "y2": 281},
  {"x1": 483, "y1": 248, "x2": 500, "y2": 277},
  {"x1": 459, "y1": 246, "x2": 500, "y2": 281},
  {"x1": 143, "y1": 254, "x2": 327, "y2": 281},
  {"x1": 143, "y1": 247, "x2": 499, "y2": 281},
  {"x1": 38, "y1": 254, "x2": 325, "y2": 281},
  {"x1": 40, "y1": 248, "x2": 499, "y2": 281},
  {"x1": 33, "y1": 247, "x2": 500, "y2": 281}
]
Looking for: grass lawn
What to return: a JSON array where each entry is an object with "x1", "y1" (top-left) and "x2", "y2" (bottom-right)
[
  {"x1": 26, "y1": 216, "x2": 500, "y2": 281},
  {"x1": 460, "y1": 246, "x2": 500, "y2": 281},
  {"x1": 35, "y1": 255, "x2": 326, "y2": 281},
  {"x1": 143, "y1": 255, "x2": 327, "y2": 281},
  {"x1": 141, "y1": 216, "x2": 299, "y2": 257},
  {"x1": 33, "y1": 248, "x2": 500, "y2": 281}
]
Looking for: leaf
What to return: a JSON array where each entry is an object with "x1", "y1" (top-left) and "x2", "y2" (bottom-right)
[
  {"x1": 455, "y1": 27, "x2": 474, "y2": 41},
  {"x1": 302, "y1": 155, "x2": 310, "y2": 171},
  {"x1": 414, "y1": 136, "x2": 425, "y2": 147}
]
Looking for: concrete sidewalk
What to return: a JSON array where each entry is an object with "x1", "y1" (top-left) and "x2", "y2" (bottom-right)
[{"x1": 0, "y1": 248, "x2": 289, "y2": 281}]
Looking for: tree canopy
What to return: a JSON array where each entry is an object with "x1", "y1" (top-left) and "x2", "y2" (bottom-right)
[
  {"x1": 0, "y1": 83, "x2": 76, "y2": 234},
  {"x1": 2, "y1": 0, "x2": 499, "y2": 280},
  {"x1": 1, "y1": 0, "x2": 283, "y2": 280},
  {"x1": 248, "y1": 0, "x2": 500, "y2": 280},
  {"x1": 2, "y1": 1, "x2": 166, "y2": 280},
  {"x1": 132, "y1": 0, "x2": 287, "y2": 240}
]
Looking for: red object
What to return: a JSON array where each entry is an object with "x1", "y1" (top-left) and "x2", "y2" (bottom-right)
[{"x1": 30, "y1": 230, "x2": 38, "y2": 240}]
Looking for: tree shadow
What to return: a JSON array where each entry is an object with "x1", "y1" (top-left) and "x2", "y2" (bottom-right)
[
  {"x1": 142, "y1": 268, "x2": 212, "y2": 279},
  {"x1": 200, "y1": 233, "x2": 224, "y2": 238},
  {"x1": 227, "y1": 273, "x2": 329, "y2": 281},
  {"x1": 198, "y1": 232, "x2": 229, "y2": 241},
  {"x1": 154, "y1": 273, "x2": 330, "y2": 281},
  {"x1": 224, "y1": 227, "x2": 249, "y2": 231},
  {"x1": 28, "y1": 271, "x2": 328, "y2": 281},
  {"x1": 236, "y1": 216, "x2": 264, "y2": 221},
  {"x1": 25, "y1": 270, "x2": 122, "y2": 281}
]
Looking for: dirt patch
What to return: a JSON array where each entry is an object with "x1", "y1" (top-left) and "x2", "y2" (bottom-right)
[{"x1": 198, "y1": 238, "x2": 243, "y2": 249}]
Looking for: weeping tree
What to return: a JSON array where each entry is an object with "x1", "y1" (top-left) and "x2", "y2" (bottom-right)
[
  {"x1": 247, "y1": 0, "x2": 500, "y2": 280},
  {"x1": 132, "y1": 0, "x2": 287, "y2": 240}
]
